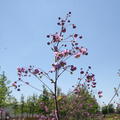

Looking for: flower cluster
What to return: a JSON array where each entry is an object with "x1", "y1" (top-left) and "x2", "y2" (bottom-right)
[
  {"x1": 51, "y1": 61, "x2": 66, "y2": 71},
  {"x1": 54, "y1": 47, "x2": 88, "y2": 61},
  {"x1": 46, "y1": 13, "x2": 89, "y2": 86},
  {"x1": 17, "y1": 66, "x2": 43, "y2": 79},
  {"x1": 52, "y1": 34, "x2": 63, "y2": 43},
  {"x1": 76, "y1": 66, "x2": 103, "y2": 99},
  {"x1": 54, "y1": 49, "x2": 70, "y2": 60},
  {"x1": 78, "y1": 66, "x2": 96, "y2": 89},
  {"x1": 12, "y1": 66, "x2": 45, "y2": 91},
  {"x1": 47, "y1": 13, "x2": 88, "y2": 61}
]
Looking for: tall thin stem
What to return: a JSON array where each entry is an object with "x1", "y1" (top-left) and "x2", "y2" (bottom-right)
[{"x1": 54, "y1": 56, "x2": 60, "y2": 120}]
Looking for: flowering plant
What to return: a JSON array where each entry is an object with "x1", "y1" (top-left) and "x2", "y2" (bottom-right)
[{"x1": 13, "y1": 12, "x2": 102, "y2": 120}]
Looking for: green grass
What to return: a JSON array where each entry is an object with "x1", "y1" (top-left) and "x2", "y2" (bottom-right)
[{"x1": 103, "y1": 114, "x2": 120, "y2": 120}]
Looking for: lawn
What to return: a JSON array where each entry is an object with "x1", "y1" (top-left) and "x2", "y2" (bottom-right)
[{"x1": 103, "y1": 114, "x2": 120, "y2": 120}]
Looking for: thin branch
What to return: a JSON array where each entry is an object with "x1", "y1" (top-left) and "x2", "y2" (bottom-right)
[
  {"x1": 38, "y1": 67, "x2": 52, "y2": 81},
  {"x1": 57, "y1": 68, "x2": 67, "y2": 79},
  {"x1": 20, "y1": 80, "x2": 43, "y2": 92},
  {"x1": 33, "y1": 74, "x2": 54, "y2": 95}
]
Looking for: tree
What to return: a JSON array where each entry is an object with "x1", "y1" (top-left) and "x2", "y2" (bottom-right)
[
  {"x1": 15, "y1": 12, "x2": 102, "y2": 120},
  {"x1": 116, "y1": 103, "x2": 120, "y2": 114},
  {"x1": 25, "y1": 94, "x2": 39, "y2": 118},
  {"x1": 0, "y1": 72, "x2": 10, "y2": 107},
  {"x1": 7, "y1": 96, "x2": 19, "y2": 118},
  {"x1": 20, "y1": 94, "x2": 25, "y2": 119},
  {"x1": 0, "y1": 72, "x2": 11, "y2": 120},
  {"x1": 102, "y1": 104, "x2": 115, "y2": 115}
]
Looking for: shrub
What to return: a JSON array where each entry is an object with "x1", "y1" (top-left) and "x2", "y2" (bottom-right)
[{"x1": 102, "y1": 104, "x2": 115, "y2": 115}]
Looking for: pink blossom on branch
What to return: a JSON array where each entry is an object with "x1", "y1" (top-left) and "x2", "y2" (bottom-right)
[{"x1": 14, "y1": 12, "x2": 103, "y2": 120}]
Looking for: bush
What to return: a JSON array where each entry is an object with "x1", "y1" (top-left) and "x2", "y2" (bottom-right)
[
  {"x1": 102, "y1": 104, "x2": 115, "y2": 114},
  {"x1": 116, "y1": 104, "x2": 120, "y2": 114},
  {"x1": 59, "y1": 87, "x2": 101, "y2": 120}
]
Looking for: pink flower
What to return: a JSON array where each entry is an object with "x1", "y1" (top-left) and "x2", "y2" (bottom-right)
[
  {"x1": 62, "y1": 50, "x2": 70, "y2": 56},
  {"x1": 91, "y1": 85, "x2": 96, "y2": 88},
  {"x1": 70, "y1": 65, "x2": 77, "y2": 71},
  {"x1": 74, "y1": 34, "x2": 78, "y2": 38},
  {"x1": 92, "y1": 82, "x2": 96, "y2": 85},
  {"x1": 72, "y1": 24, "x2": 76, "y2": 29},
  {"x1": 32, "y1": 69, "x2": 40, "y2": 74},
  {"x1": 17, "y1": 67, "x2": 25, "y2": 73},
  {"x1": 60, "y1": 61, "x2": 66, "y2": 67},
  {"x1": 98, "y1": 91, "x2": 102, "y2": 94},
  {"x1": 12, "y1": 82, "x2": 17, "y2": 87},
  {"x1": 52, "y1": 63, "x2": 61, "y2": 70},
  {"x1": 80, "y1": 47, "x2": 88, "y2": 55},
  {"x1": 54, "y1": 52, "x2": 63, "y2": 58},
  {"x1": 74, "y1": 52, "x2": 81, "y2": 58},
  {"x1": 53, "y1": 34, "x2": 62, "y2": 42}
]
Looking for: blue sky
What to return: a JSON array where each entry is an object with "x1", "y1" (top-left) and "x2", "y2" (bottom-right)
[{"x1": 0, "y1": 0, "x2": 120, "y2": 105}]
